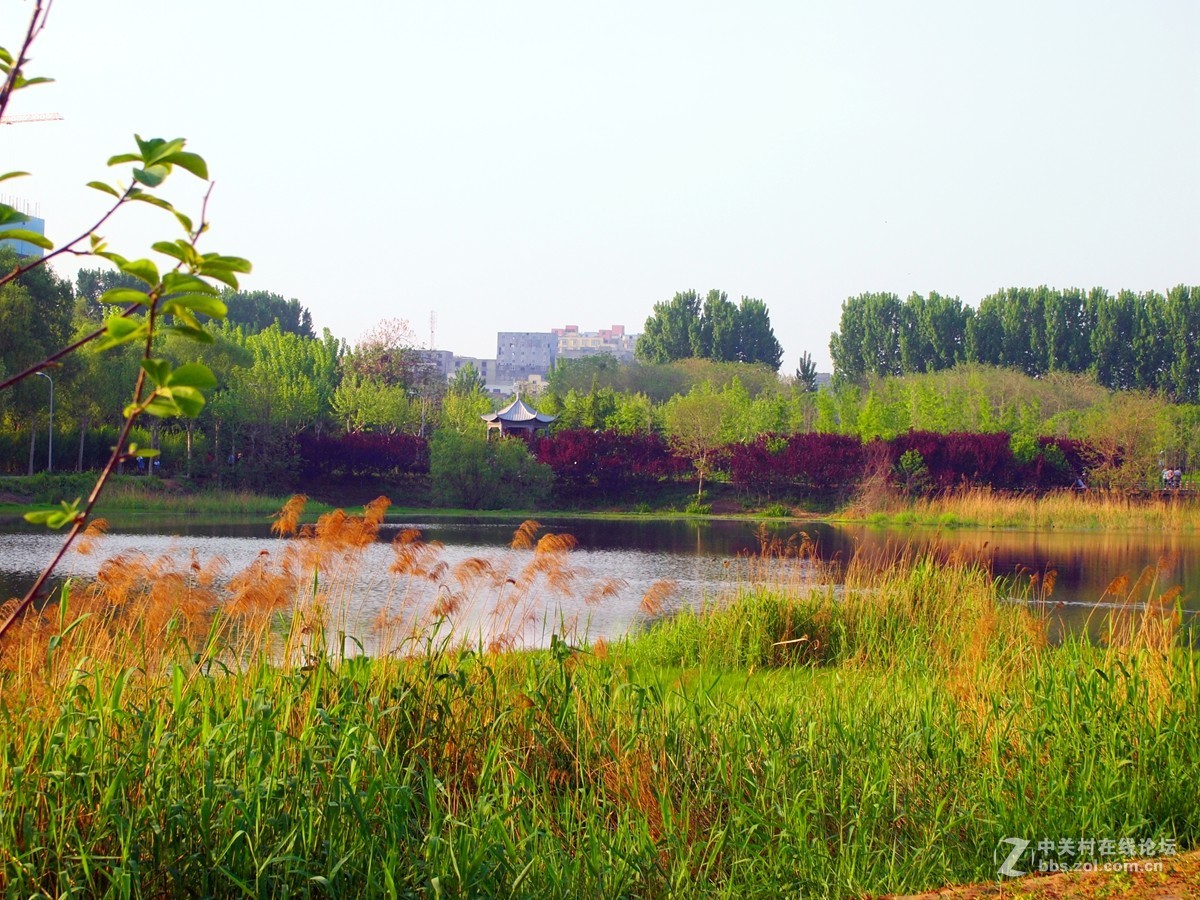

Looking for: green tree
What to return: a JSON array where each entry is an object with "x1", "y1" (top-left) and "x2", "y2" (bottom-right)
[
  {"x1": 661, "y1": 383, "x2": 732, "y2": 498},
  {"x1": 636, "y1": 290, "x2": 702, "y2": 364},
  {"x1": 829, "y1": 292, "x2": 905, "y2": 382},
  {"x1": 735, "y1": 297, "x2": 784, "y2": 369},
  {"x1": 430, "y1": 430, "x2": 552, "y2": 509},
  {"x1": 222, "y1": 289, "x2": 314, "y2": 338},
  {"x1": 795, "y1": 351, "x2": 818, "y2": 392},
  {"x1": 696, "y1": 290, "x2": 740, "y2": 361},
  {"x1": 448, "y1": 362, "x2": 486, "y2": 397}
]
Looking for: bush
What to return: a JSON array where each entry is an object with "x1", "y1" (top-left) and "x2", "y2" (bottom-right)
[{"x1": 430, "y1": 431, "x2": 552, "y2": 509}]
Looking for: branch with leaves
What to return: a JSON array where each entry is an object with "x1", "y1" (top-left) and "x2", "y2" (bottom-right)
[{"x1": 0, "y1": 6, "x2": 250, "y2": 643}]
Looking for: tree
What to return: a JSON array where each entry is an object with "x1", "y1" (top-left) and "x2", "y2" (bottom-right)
[
  {"x1": 222, "y1": 289, "x2": 314, "y2": 338},
  {"x1": 661, "y1": 383, "x2": 732, "y2": 498},
  {"x1": 829, "y1": 292, "x2": 905, "y2": 382},
  {"x1": 795, "y1": 351, "x2": 818, "y2": 392},
  {"x1": 637, "y1": 289, "x2": 784, "y2": 370},
  {"x1": 635, "y1": 290, "x2": 701, "y2": 364},
  {"x1": 430, "y1": 430, "x2": 552, "y2": 509},
  {"x1": 735, "y1": 297, "x2": 783, "y2": 369},
  {"x1": 448, "y1": 361, "x2": 486, "y2": 397},
  {"x1": 696, "y1": 290, "x2": 740, "y2": 361}
]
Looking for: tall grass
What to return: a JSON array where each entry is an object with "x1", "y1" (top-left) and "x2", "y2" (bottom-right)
[
  {"x1": 0, "y1": 498, "x2": 1196, "y2": 896},
  {"x1": 852, "y1": 486, "x2": 1200, "y2": 531}
]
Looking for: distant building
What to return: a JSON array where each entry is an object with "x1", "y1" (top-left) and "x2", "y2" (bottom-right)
[
  {"x1": 496, "y1": 332, "x2": 557, "y2": 383},
  {"x1": 552, "y1": 324, "x2": 637, "y2": 362},
  {"x1": 419, "y1": 350, "x2": 490, "y2": 379}
]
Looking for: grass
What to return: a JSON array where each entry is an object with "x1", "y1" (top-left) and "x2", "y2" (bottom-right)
[
  {"x1": 843, "y1": 486, "x2": 1200, "y2": 532},
  {"x1": 0, "y1": 499, "x2": 1196, "y2": 896}
]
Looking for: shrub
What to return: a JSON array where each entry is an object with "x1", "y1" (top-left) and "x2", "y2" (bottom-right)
[{"x1": 430, "y1": 430, "x2": 552, "y2": 509}]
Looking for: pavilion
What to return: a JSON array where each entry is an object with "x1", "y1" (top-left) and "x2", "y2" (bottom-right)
[{"x1": 481, "y1": 396, "x2": 557, "y2": 439}]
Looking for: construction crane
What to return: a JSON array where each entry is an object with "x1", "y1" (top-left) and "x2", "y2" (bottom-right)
[{"x1": 0, "y1": 112, "x2": 62, "y2": 125}]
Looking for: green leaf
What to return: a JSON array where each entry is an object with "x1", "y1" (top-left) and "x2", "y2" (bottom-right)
[
  {"x1": 161, "y1": 150, "x2": 208, "y2": 179},
  {"x1": 0, "y1": 205, "x2": 29, "y2": 225},
  {"x1": 128, "y1": 190, "x2": 175, "y2": 212},
  {"x1": 152, "y1": 240, "x2": 194, "y2": 264},
  {"x1": 162, "y1": 293, "x2": 227, "y2": 318},
  {"x1": 0, "y1": 171, "x2": 30, "y2": 183},
  {"x1": 131, "y1": 447, "x2": 160, "y2": 459},
  {"x1": 0, "y1": 229, "x2": 52, "y2": 249},
  {"x1": 165, "y1": 323, "x2": 215, "y2": 343},
  {"x1": 161, "y1": 272, "x2": 216, "y2": 294},
  {"x1": 98, "y1": 287, "x2": 150, "y2": 307},
  {"x1": 139, "y1": 137, "x2": 186, "y2": 166},
  {"x1": 166, "y1": 363, "x2": 217, "y2": 390},
  {"x1": 140, "y1": 359, "x2": 171, "y2": 386},
  {"x1": 95, "y1": 316, "x2": 147, "y2": 352},
  {"x1": 24, "y1": 499, "x2": 82, "y2": 530},
  {"x1": 173, "y1": 210, "x2": 194, "y2": 233},
  {"x1": 120, "y1": 259, "x2": 160, "y2": 286},
  {"x1": 86, "y1": 180, "x2": 120, "y2": 197},
  {"x1": 132, "y1": 165, "x2": 169, "y2": 188},
  {"x1": 166, "y1": 385, "x2": 206, "y2": 418},
  {"x1": 107, "y1": 152, "x2": 141, "y2": 166}
]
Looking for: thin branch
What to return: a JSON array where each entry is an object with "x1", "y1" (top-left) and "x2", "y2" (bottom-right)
[
  {"x1": 0, "y1": 183, "x2": 218, "y2": 645},
  {"x1": 0, "y1": 0, "x2": 50, "y2": 122},
  {"x1": 0, "y1": 302, "x2": 140, "y2": 392},
  {"x1": 0, "y1": 185, "x2": 134, "y2": 289}
]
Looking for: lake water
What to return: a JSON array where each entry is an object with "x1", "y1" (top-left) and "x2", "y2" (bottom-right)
[{"x1": 1, "y1": 515, "x2": 1196, "y2": 648}]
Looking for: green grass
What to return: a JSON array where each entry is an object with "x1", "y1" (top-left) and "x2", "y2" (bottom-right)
[{"x1": 0, "y1": 527, "x2": 1196, "y2": 896}]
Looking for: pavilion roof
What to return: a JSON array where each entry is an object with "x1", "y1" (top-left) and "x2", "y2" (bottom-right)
[{"x1": 481, "y1": 396, "x2": 557, "y2": 425}]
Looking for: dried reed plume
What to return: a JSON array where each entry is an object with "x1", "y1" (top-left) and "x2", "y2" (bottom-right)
[
  {"x1": 640, "y1": 580, "x2": 678, "y2": 617},
  {"x1": 511, "y1": 519, "x2": 541, "y2": 550},
  {"x1": 74, "y1": 518, "x2": 109, "y2": 556},
  {"x1": 272, "y1": 494, "x2": 309, "y2": 537}
]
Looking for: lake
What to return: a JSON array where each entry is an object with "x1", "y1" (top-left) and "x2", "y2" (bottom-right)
[{"x1": 1, "y1": 515, "x2": 1196, "y2": 649}]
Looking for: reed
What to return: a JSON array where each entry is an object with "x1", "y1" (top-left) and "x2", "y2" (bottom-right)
[
  {"x1": 0, "y1": 500, "x2": 1196, "y2": 896},
  {"x1": 853, "y1": 486, "x2": 1200, "y2": 531}
]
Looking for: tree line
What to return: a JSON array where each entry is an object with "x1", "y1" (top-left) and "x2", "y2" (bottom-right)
[{"x1": 830, "y1": 286, "x2": 1200, "y2": 401}]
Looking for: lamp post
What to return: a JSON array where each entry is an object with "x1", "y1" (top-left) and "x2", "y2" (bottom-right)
[{"x1": 35, "y1": 370, "x2": 53, "y2": 473}]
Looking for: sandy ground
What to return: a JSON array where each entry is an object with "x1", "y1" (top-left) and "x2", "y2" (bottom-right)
[{"x1": 887, "y1": 850, "x2": 1200, "y2": 899}]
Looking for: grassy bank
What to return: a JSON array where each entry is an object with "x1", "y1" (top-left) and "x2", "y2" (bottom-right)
[
  {"x1": 0, "y1": 503, "x2": 1195, "y2": 896},
  {"x1": 840, "y1": 486, "x2": 1200, "y2": 532},
  {"x1": 0, "y1": 474, "x2": 339, "y2": 521}
]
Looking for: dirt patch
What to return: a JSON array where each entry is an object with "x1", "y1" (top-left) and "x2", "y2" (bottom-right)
[
  {"x1": 887, "y1": 849, "x2": 1200, "y2": 899},
  {"x1": 0, "y1": 492, "x2": 29, "y2": 504}
]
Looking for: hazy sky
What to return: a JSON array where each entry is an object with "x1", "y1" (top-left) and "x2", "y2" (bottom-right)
[{"x1": 3, "y1": 1, "x2": 1197, "y2": 371}]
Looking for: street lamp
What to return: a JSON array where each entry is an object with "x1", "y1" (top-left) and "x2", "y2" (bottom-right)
[{"x1": 35, "y1": 370, "x2": 53, "y2": 473}]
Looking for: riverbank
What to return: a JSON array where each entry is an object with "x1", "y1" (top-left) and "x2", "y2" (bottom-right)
[
  {"x1": 0, "y1": 512, "x2": 1195, "y2": 896},
  {"x1": 847, "y1": 486, "x2": 1200, "y2": 532},
  {"x1": 4, "y1": 474, "x2": 1200, "y2": 533}
]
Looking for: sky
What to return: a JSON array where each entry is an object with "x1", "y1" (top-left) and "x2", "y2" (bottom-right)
[{"x1": 2, "y1": 1, "x2": 1197, "y2": 372}]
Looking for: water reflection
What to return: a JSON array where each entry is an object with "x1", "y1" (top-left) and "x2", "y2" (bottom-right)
[{"x1": 1, "y1": 516, "x2": 1195, "y2": 645}]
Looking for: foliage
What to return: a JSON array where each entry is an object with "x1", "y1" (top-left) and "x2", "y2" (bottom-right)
[
  {"x1": 429, "y1": 430, "x2": 552, "y2": 509},
  {"x1": 221, "y1": 289, "x2": 314, "y2": 338},
  {"x1": 830, "y1": 284, "x2": 1200, "y2": 401},
  {"x1": 297, "y1": 431, "x2": 430, "y2": 478},
  {"x1": 636, "y1": 289, "x2": 784, "y2": 369},
  {"x1": 533, "y1": 428, "x2": 686, "y2": 502},
  {"x1": 1, "y1": 3, "x2": 252, "y2": 636},
  {"x1": 661, "y1": 383, "x2": 732, "y2": 498},
  {"x1": 795, "y1": 351, "x2": 818, "y2": 392},
  {"x1": 1, "y1": 534, "x2": 1196, "y2": 895}
]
